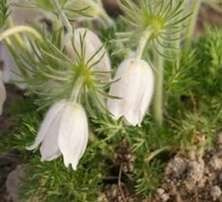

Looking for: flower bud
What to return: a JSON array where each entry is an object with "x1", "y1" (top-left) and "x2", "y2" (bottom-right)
[
  {"x1": 64, "y1": 28, "x2": 111, "y2": 81},
  {"x1": 27, "y1": 100, "x2": 89, "y2": 170},
  {"x1": 107, "y1": 58, "x2": 154, "y2": 126}
]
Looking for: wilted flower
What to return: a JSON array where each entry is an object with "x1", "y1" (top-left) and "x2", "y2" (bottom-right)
[
  {"x1": 64, "y1": 28, "x2": 111, "y2": 80},
  {"x1": 0, "y1": 71, "x2": 6, "y2": 115},
  {"x1": 27, "y1": 100, "x2": 88, "y2": 170},
  {"x1": 107, "y1": 58, "x2": 154, "y2": 126}
]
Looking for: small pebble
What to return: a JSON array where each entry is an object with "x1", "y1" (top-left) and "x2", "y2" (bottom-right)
[
  {"x1": 211, "y1": 186, "x2": 222, "y2": 201},
  {"x1": 217, "y1": 132, "x2": 222, "y2": 147},
  {"x1": 157, "y1": 188, "x2": 170, "y2": 202},
  {"x1": 210, "y1": 155, "x2": 222, "y2": 170},
  {"x1": 165, "y1": 156, "x2": 187, "y2": 178},
  {"x1": 185, "y1": 160, "x2": 205, "y2": 190}
]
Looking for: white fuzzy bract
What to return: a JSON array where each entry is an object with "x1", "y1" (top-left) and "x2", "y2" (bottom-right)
[
  {"x1": 64, "y1": 28, "x2": 111, "y2": 80},
  {"x1": 27, "y1": 100, "x2": 89, "y2": 170},
  {"x1": 107, "y1": 58, "x2": 154, "y2": 126}
]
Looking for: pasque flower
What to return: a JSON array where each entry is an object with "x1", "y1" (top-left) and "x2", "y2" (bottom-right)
[
  {"x1": 107, "y1": 58, "x2": 154, "y2": 126},
  {"x1": 27, "y1": 100, "x2": 88, "y2": 170},
  {"x1": 0, "y1": 71, "x2": 6, "y2": 115},
  {"x1": 64, "y1": 28, "x2": 111, "y2": 80}
]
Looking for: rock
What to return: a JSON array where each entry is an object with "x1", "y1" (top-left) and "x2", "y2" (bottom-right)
[
  {"x1": 211, "y1": 186, "x2": 222, "y2": 201},
  {"x1": 210, "y1": 153, "x2": 222, "y2": 170},
  {"x1": 165, "y1": 156, "x2": 187, "y2": 179},
  {"x1": 6, "y1": 165, "x2": 25, "y2": 202},
  {"x1": 216, "y1": 132, "x2": 222, "y2": 148},
  {"x1": 184, "y1": 159, "x2": 205, "y2": 190},
  {"x1": 156, "y1": 188, "x2": 170, "y2": 202}
]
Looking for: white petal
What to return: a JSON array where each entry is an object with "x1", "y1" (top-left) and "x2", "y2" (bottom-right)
[
  {"x1": 121, "y1": 60, "x2": 144, "y2": 125},
  {"x1": 58, "y1": 103, "x2": 88, "y2": 170},
  {"x1": 107, "y1": 59, "x2": 131, "y2": 119},
  {"x1": 124, "y1": 59, "x2": 154, "y2": 125},
  {"x1": 65, "y1": 28, "x2": 111, "y2": 80},
  {"x1": 27, "y1": 100, "x2": 66, "y2": 150},
  {"x1": 137, "y1": 62, "x2": 154, "y2": 124},
  {"x1": 108, "y1": 58, "x2": 154, "y2": 126},
  {"x1": 40, "y1": 114, "x2": 62, "y2": 161},
  {"x1": 0, "y1": 72, "x2": 6, "y2": 115}
]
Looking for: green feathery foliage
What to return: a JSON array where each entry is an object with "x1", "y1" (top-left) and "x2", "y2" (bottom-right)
[{"x1": 0, "y1": 0, "x2": 9, "y2": 28}]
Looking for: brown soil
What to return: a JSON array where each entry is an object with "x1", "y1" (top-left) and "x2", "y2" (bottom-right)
[
  {"x1": 152, "y1": 133, "x2": 222, "y2": 202},
  {"x1": 0, "y1": 85, "x2": 24, "y2": 202}
]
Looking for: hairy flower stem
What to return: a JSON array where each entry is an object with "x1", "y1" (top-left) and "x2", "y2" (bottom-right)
[
  {"x1": 53, "y1": 0, "x2": 72, "y2": 34},
  {"x1": 185, "y1": 0, "x2": 202, "y2": 48},
  {"x1": 153, "y1": 46, "x2": 164, "y2": 126},
  {"x1": 136, "y1": 29, "x2": 164, "y2": 126},
  {"x1": 70, "y1": 78, "x2": 83, "y2": 102},
  {"x1": 0, "y1": 25, "x2": 42, "y2": 42},
  {"x1": 136, "y1": 29, "x2": 152, "y2": 59}
]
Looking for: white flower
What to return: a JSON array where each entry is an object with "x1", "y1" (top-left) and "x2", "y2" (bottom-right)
[
  {"x1": 64, "y1": 28, "x2": 111, "y2": 80},
  {"x1": 0, "y1": 71, "x2": 6, "y2": 115},
  {"x1": 27, "y1": 100, "x2": 88, "y2": 170},
  {"x1": 107, "y1": 58, "x2": 154, "y2": 126}
]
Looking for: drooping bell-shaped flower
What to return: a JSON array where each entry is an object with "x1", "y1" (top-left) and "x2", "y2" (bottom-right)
[
  {"x1": 64, "y1": 28, "x2": 111, "y2": 80},
  {"x1": 107, "y1": 58, "x2": 154, "y2": 126},
  {"x1": 0, "y1": 71, "x2": 6, "y2": 115},
  {"x1": 27, "y1": 100, "x2": 88, "y2": 170}
]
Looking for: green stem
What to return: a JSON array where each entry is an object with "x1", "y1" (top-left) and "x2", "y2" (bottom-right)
[
  {"x1": 53, "y1": 0, "x2": 72, "y2": 34},
  {"x1": 136, "y1": 28, "x2": 152, "y2": 59},
  {"x1": 185, "y1": 0, "x2": 202, "y2": 48},
  {"x1": 70, "y1": 78, "x2": 83, "y2": 102},
  {"x1": 145, "y1": 146, "x2": 171, "y2": 163},
  {"x1": 135, "y1": 28, "x2": 164, "y2": 126},
  {"x1": 173, "y1": 0, "x2": 184, "y2": 68},
  {"x1": 153, "y1": 44, "x2": 164, "y2": 126}
]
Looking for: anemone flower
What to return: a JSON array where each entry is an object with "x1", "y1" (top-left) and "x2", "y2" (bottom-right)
[
  {"x1": 107, "y1": 58, "x2": 154, "y2": 126},
  {"x1": 28, "y1": 100, "x2": 88, "y2": 170}
]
